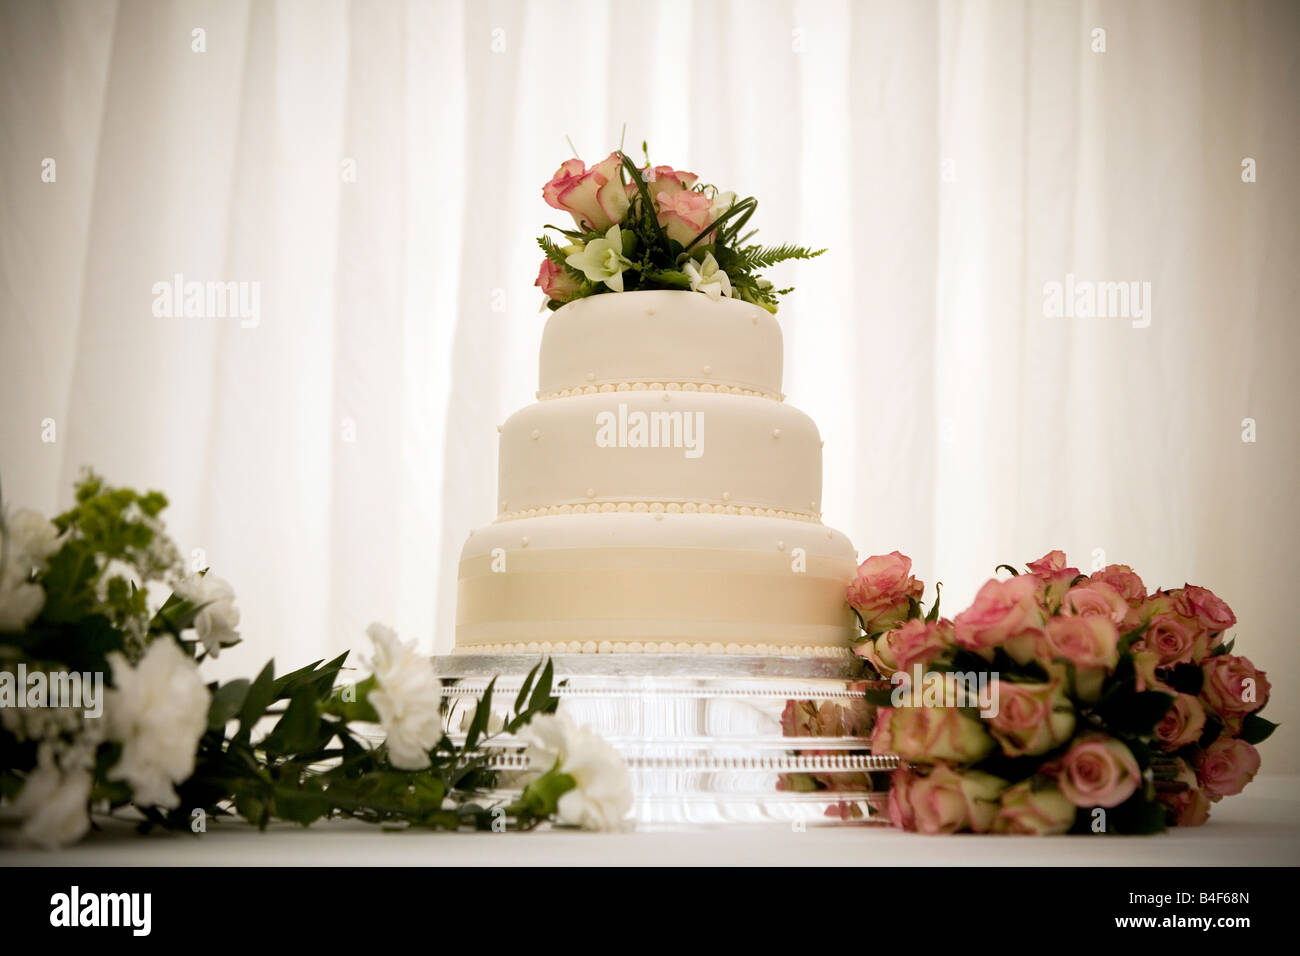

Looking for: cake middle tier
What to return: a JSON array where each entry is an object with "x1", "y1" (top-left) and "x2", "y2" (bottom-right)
[{"x1": 497, "y1": 392, "x2": 825, "y2": 520}]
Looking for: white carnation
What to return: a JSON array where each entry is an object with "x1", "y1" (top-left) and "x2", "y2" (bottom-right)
[
  {"x1": 523, "y1": 712, "x2": 633, "y2": 831},
  {"x1": 172, "y1": 571, "x2": 241, "y2": 657},
  {"x1": 9, "y1": 745, "x2": 92, "y2": 849},
  {"x1": 365, "y1": 622, "x2": 443, "y2": 770},
  {"x1": 4, "y1": 508, "x2": 60, "y2": 569},
  {"x1": 0, "y1": 507, "x2": 61, "y2": 632},
  {"x1": 105, "y1": 639, "x2": 210, "y2": 808}
]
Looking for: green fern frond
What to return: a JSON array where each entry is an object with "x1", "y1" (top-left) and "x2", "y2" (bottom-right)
[{"x1": 735, "y1": 244, "x2": 826, "y2": 270}]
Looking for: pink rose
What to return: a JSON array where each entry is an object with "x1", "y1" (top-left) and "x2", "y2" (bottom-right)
[
  {"x1": 1026, "y1": 550, "x2": 1080, "y2": 609},
  {"x1": 1026, "y1": 550, "x2": 1072, "y2": 576},
  {"x1": 1044, "y1": 615, "x2": 1120, "y2": 670},
  {"x1": 1154, "y1": 693, "x2": 1207, "y2": 751},
  {"x1": 534, "y1": 258, "x2": 580, "y2": 303},
  {"x1": 1132, "y1": 649, "x2": 1176, "y2": 695},
  {"x1": 1089, "y1": 564, "x2": 1147, "y2": 608},
  {"x1": 1199, "y1": 654, "x2": 1271, "y2": 724},
  {"x1": 656, "y1": 189, "x2": 715, "y2": 247},
  {"x1": 870, "y1": 705, "x2": 995, "y2": 765},
  {"x1": 858, "y1": 617, "x2": 954, "y2": 677},
  {"x1": 1061, "y1": 581, "x2": 1128, "y2": 626},
  {"x1": 626, "y1": 164, "x2": 698, "y2": 203},
  {"x1": 1159, "y1": 758, "x2": 1212, "y2": 826},
  {"x1": 1054, "y1": 736, "x2": 1142, "y2": 808},
  {"x1": 542, "y1": 152, "x2": 630, "y2": 232},
  {"x1": 1196, "y1": 738, "x2": 1261, "y2": 798},
  {"x1": 886, "y1": 765, "x2": 918, "y2": 830},
  {"x1": 953, "y1": 575, "x2": 1044, "y2": 652},
  {"x1": 846, "y1": 551, "x2": 925, "y2": 634},
  {"x1": 986, "y1": 680, "x2": 1075, "y2": 757},
  {"x1": 1170, "y1": 585, "x2": 1236, "y2": 635},
  {"x1": 781, "y1": 697, "x2": 873, "y2": 740},
  {"x1": 1135, "y1": 612, "x2": 1205, "y2": 666},
  {"x1": 992, "y1": 781, "x2": 1078, "y2": 835},
  {"x1": 890, "y1": 764, "x2": 1007, "y2": 834}
]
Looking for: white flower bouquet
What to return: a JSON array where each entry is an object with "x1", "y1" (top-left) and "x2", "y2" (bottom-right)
[{"x1": 0, "y1": 470, "x2": 631, "y2": 847}]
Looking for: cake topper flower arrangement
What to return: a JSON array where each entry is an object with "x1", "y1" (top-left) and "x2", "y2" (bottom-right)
[
  {"x1": 537, "y1": 142, "x2": 823, "y2": 313},
  {"x1": 848, "y1": 550, "x2": 1276, "y2": 835}
]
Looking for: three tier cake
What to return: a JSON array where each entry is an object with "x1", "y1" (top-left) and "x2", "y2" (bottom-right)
[{"x1": 454, "y1": 289, "x2": 857, "y2": 656}]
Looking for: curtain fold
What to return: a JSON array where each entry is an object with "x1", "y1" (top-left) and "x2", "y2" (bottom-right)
[{"x1": 2, "y1": 0, "x2": 1297, "y2": 766}]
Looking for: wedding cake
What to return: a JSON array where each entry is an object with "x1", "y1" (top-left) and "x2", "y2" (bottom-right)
[{"x1": 454, "y1": 147, "x2": 857, "y2": 656}]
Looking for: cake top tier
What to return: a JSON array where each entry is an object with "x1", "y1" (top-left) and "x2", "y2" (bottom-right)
[{"x1": 538, "y1": 290, "x2": 783, "y2": 400}]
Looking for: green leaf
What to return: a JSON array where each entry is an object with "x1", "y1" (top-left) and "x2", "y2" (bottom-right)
[
  {"x1": 925, "y1": 582, "x2": 943, "y2": 623},
  {"x1": 261, "y1": 689, "x2": 323, "y2": 755},
  {"x1": 513, "y1": 661, "x2": 540, "y2": 714},
  {"x1": 236, "y1": 660, "x2": 277, "y2": 744},
  {"x1": 464, "y1": 678, "x2": 496, "y2": 751},
  {"x1": 619, "y1": 152, "x2": 669, "y2": 247},
  {"x1": 530, "y1": 658, "x2": 556, "y2": 713},
  {"x1": 208, "y1": 678, "x2": 250, "y2": 731},
  {"x1": 1238, "y1": 713, "x2": 1278, "y2": 745},
  {"x1": 273, "y1": 785, "x2": 330, "y2": 826},
  {"x1": 324, "y1": 674, "x2": 380, "y2": 723}
]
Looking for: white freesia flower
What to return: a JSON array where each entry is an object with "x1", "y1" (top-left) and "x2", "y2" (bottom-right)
[
  {"x1": 9, "y1": 745, "x2": 92, "y2": 849},
  {"x1": 565, "y1": 225, "x2": 633, "y2": 292},
  {"x1": 0, "y1": 508, "x2": 61, "y2": 632},
  {"x1": 523, "y1": 712, "x2": 633, "y2": 831},
  {"x1": 366, "y1": 622, "x2": 443, "y2": 770},
  {"x1": 682, "y1": 252, "x2": 733, "y2": 301},
  {"x1": 172, "y1": 571, "x2": 241, "y2": 657},
  {"x1": 105, "y1": 639, "x2": 210, "y2": 808}
]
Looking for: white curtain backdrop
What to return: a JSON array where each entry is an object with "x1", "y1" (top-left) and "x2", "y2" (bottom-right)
[{"x1": 2, "y1": 0, "x2": 1297, "y2": 767}]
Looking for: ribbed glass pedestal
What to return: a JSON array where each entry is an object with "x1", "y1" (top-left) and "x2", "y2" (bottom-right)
[{"x1": 434, "y1": 653, "x2": 897, "y2": 828}]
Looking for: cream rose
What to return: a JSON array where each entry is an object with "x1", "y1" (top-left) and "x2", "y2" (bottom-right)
[
  {"x1": 1154, "y1": 693, "x2": 1207, "y2": 751},
  {"x1": 1055, "y1": 735, "x2": 1143, "y2": 808},
  {"x1": 846, "y1": 551, "x2": 925, "y2": 635},
  {"x1": 1044, "y1": 615, "x2": 1120, "y2": 700},
  {"x1": 898, "y1": 764, "x2": 1007, "y2": 834},
  {"x1": 656, "y1": 189, "x2": 715, "y2": 247},
  {"x1": 953, "y1": 575, "x2": 1044, "y2": 653},
  {"x1": 870, "y1": 705, "x2": 995, "y2": 765},
  {"x1": 1060, "y1": 581, "x2": 1128, "y2": 626},
  {"x1": 1170, "y1": 585, "x2": 1236, "y2": 635},
  {"x1": 1089, "y1": 564, "x2": 1147, "y2": 608},
  {"x1": 1199, "y1": 654, "x2": 1270, "y2": 724},
  {"x1": 542, "y1": 152, "x2": 630, "y2": 232},
  {"x1": 858, "y1": 617, "x2": 954, "y2": 677},
  {"x1": 1136, "y1": 612, "x2": 1205, "y2": 666},
  {"x1": 1195, "y1": 738, "x2": 1260, "y2": 798},
  {"x1": 992, "y1": 780, "x2": 1077, "y2": 835},
  {"x1": 986, "y1": 679, "x2": 1075, "y2": 757},
  {"x1": 1158, "y1": 757, "x2": 1212, "y2": 826}
]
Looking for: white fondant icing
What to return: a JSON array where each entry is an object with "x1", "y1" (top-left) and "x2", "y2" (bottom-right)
[{"x1": 539, "y1": 291, "x2": 781, "y2": 397}]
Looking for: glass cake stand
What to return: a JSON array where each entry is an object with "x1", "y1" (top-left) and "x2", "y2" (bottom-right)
[{"x1": 433, "y1": 653, "x2": 897, "y2": 828}]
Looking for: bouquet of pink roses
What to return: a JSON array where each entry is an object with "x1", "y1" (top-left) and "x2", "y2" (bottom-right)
[{"x1": 849, "y1": 550, "x2": 1275, "y2": 835}]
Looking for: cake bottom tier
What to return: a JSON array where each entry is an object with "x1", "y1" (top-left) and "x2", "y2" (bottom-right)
[{"x1": 455, "y1": 513, "x2": 858, "y2": 655}]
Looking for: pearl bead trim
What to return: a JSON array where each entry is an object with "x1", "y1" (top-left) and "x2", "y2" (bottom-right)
[
  {"x1": 543, "y1": 381, "x2": 781, "y2": 401},
  {"x1": 495, "y1": 501, "x2": 822, "y2": 522},
  {"x1": 456, "y1": 641, "x2": 854, "y2": 658}
]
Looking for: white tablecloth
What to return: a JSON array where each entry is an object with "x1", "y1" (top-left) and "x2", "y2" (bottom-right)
[{"x1": 8, "y1": 776, "x2": 1298, "y2": 867}]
